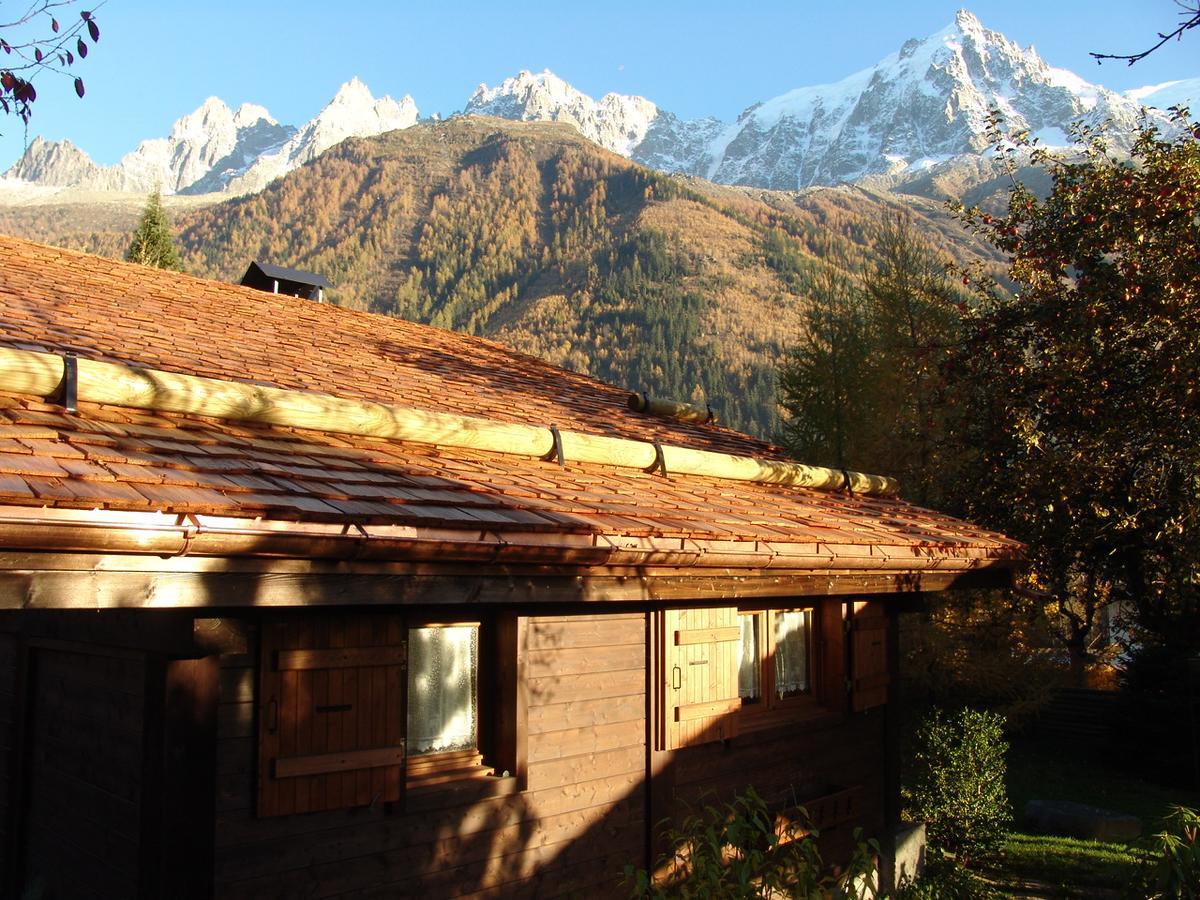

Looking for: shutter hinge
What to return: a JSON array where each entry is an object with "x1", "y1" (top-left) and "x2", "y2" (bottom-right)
[{"x1": 845, "y1": 677, "x2": 853, "y2": 695}]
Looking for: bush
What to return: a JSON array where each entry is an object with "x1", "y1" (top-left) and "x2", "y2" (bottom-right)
[
  {"x1": 906, "y1": 707, "x2": 1012, "y2": 865},
  {"x1": 1136, "y1": 805, "x2": 1200, "y2": 899},
  {"x1": 625, "y1": 786, "x2": 878, "y2": 898}
]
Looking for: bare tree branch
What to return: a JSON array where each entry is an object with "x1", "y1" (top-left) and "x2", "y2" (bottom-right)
[{"x1": 1090, "y1": 0, "x2": 1200, "y2": 65}]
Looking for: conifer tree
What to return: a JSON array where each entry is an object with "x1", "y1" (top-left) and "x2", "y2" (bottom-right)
[{"x1": 126, "y1": 189, "x2": 181, "y2": 271}]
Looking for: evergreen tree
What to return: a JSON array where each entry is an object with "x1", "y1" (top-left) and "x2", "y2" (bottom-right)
[
  {"x1": 776, "y1": 216, "x2": 960, "y2": 502},
  {"x1": 126, "y1": 189, "x2": 181, "y2": 271}
]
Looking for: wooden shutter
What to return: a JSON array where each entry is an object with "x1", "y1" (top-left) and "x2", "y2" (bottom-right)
[
  {"x1": 850, "y1": 601, "x2": 888, "y2": 712},
  {"x1": 660, "y1": 607, "x2": 741, "y2": 750},
  {"x1": 258, "y1": 614, "x2": 406, "y2": 817}
]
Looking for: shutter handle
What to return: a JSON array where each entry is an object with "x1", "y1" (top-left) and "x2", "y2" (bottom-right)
[
  {"x1": 672, "y1": 666, "x2": 682, "y2": 690},
  {"x1": 267, "y1": 696, "x2": 278, "y2": 734}
]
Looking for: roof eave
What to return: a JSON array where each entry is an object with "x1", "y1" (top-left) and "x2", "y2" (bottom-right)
[{"x1": 0, "y1": 505, "x2": 1024, "y2": 577}]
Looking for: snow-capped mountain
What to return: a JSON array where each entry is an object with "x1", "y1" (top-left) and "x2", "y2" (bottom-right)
[
  {"x1": 465, "y1": 69, "x2": 725, "y2": 172},
  {"x1": 466, "y1": 70, "x2": 663, "y2": 157},
  {"x1": 5, "y1": 136, "x2": 103, "y2": 187},
  {"x1": 465, "y1": 11, "x2": 1172, "y2": 190},
  {"x1": 700, "y1": 10, "x2": 1150, "y2": 189},
  {"x1": 2, "y1": 79, "x2": 416, "y2": 197},
  {"x1": 217, "y1": 78, "x2": 418, "y2": 196},
  {"x1": 1, "y1": 11, "x2": 1193, "y2": 199}
]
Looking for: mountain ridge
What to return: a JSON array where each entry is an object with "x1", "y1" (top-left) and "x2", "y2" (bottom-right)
[{"x1": 2, "y1": 9, "x2": 1190, "y2": 199}]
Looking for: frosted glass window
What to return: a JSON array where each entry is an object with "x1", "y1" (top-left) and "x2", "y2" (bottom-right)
[
  {"x1": 408, "y1": 625, "x2": 478, "y2": 755},
  {"x1": 738, "y1": 614, "x2": 761, "y2": 703},
  {"x1": 774, "y1": 610, "x2": 811, "y2": 699}
]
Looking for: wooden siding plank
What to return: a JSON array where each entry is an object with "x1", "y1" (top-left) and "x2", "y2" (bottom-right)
[
  {"x1": 526, "y1": 617, "x2": 643, "y2": 651},
  {"x1": 526, "y1": 668, "x2": 644, "y2": 707},
  {"x1": 525, "y1": 644, "x2": 642, "y2": 678},
  {"x1": 527, "y1": 693, "x2": 644, "y2": 735},
  {"x1": 527, "y1": 719, "x2": 644, "y2": 764}
]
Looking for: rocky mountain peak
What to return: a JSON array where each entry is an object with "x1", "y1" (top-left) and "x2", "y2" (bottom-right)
[
  {"x1": 234, "y1": 103, "x2": 276, "y2": 129},
  {"x1": 466, "y1": 69, "x2": 660, "y2": 156},
  {"x1": 1, "y1": 11, "x2": 1190, "y2": 200}
]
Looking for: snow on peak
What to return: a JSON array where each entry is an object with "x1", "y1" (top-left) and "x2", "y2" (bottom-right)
[
  {"x1": 697, "y1": 8, "x2": 1157, "y2": 189},
  {"x1": 222, "y1": 79, "x2": 418, "y2": 195},
  {"x1": 465, "y1": 68, "x2": 659, "y2": 156},
  {"x1": 170, "y1": 97, "x2": 234, "y2": 142},
  {"x1": 305, "y1": 78, "x2": 418, "y2": 148},
  {"x1": 234, "y1": 103, "x2": 276, "y2": 129}
]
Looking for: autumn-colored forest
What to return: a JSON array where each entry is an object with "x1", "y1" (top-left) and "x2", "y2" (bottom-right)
[{"x1": 0, "y1": 117, "x2": 1003, "y2": 436}]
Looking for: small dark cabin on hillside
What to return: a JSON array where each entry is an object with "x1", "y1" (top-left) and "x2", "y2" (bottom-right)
[{"x1": 0, "y1": 236, "x2": 1020, "y2": 898}]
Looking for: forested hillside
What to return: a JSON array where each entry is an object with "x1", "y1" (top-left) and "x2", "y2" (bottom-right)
[{"x1": 0, "y1": 117, "x2": 1003, "y2": 436}]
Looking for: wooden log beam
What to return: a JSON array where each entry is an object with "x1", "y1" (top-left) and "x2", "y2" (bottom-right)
[{"x1": 0, "y1": 346, "x2": 899, "y2": 495}]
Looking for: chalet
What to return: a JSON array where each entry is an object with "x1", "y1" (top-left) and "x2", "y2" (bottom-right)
[{"x1": 0, "y1": 235, "x2": 1021, "y2": 898}]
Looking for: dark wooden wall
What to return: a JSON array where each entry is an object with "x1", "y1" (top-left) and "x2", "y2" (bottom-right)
[
  {"x1": 213, "y1": 611, "x2": 648, "y2": 899},
  {"x1": 0, "y1": 632, "x2": 18, "y2": 890},
  {"x1": 0, "y1": 604, "x2": 893, "y2": 899},
  {"x1": 24, "y1": 646, "x2": 147, "y2": 899}
]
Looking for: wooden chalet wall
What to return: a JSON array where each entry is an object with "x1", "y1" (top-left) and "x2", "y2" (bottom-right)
[
  {"x1": 213, "y1": 611, "x2": 647, "y2": 898},
  {"x1": 0, "y1": 600, "x2": 898, "y2": 898}
]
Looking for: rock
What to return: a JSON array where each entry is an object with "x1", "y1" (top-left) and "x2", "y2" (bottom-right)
[{"x1": 1023, "y1": 799, "x2": 1143, "y2": 842}]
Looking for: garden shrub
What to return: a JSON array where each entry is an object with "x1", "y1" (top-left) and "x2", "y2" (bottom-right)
[
  {"x1": 1135, "y1": 805, "x2": 1200, "y2": 899},
  {"x1": 625, "y1": 785, "x2": 878, "y2": 898},
  {"x1": 906, "y1": 707, "x2": 1012, "y2": 865}
]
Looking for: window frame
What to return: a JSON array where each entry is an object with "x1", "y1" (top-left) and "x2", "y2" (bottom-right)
[
  {"x1": 736, "y1": 605, "x2": 823, "y2": 731},
  {"x1": 404, "y1": 617, "x2": 488, "y2": 788},
  {"x1": 256, "y1": 611, "x2": 524, "y2": 818}
]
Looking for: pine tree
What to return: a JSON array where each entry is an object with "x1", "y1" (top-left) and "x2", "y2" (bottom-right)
[{"x1": 126, "y1": 189, "x2": 181, "y2": 271}]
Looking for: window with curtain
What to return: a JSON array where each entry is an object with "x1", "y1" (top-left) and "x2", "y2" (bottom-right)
[
  {"x1": 737, "y1": 607, "x2": 816, "y2": 726},
  {"x1": 407, "y1": 624, "x2": 479, "y2": 756}
]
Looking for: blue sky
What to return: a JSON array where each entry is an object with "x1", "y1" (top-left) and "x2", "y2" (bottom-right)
[{"x1": 1, "y1": 1, "x2": 1196, "y2": 169}]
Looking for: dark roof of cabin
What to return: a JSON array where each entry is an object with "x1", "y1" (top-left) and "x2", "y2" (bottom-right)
[
  {"x1": 241, "y1": 261, "x2": 330, "y2": 290},
  {"x1": 0, "y1": 235, "x2": 1022, "y2": 575}
]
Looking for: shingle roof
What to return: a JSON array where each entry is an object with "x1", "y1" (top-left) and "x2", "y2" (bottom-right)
[{"x1": 0, "y1": 235, "x2": 1021, "y2": 574}]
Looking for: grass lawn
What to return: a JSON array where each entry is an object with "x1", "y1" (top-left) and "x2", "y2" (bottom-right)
[{"x1": 973, "y1": 737, "x2": 1200, "y2": 898}]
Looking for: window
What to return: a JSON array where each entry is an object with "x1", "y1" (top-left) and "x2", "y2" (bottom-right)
[
  {"x1": 656, "y1": 600, "x2": 889, "y2": 750},
  {"x1": 737, "y1": 608, "x2": 816, "y2": 722},
  {"x1": 258, "y1": 613, "x2": 522, "y2": 817},
  {"x1": 408, "y1": 624, "x2": 479, "y2": 756},
  {"x1": 406, "y1": 622, "x2": 493, "y2": 789}
]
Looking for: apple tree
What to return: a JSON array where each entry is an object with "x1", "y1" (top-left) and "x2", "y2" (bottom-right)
[{"x1": 949, "y1": 111, "x2": 1200, "y2": 678}]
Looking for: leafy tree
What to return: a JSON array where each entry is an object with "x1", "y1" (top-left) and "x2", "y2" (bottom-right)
[
  {"x1": 950, "y1": 112, "x2": 1200, "y2": 679},
  {"x1": 1, "y1": 2, "x2": 100, "y2": 124},
  {"x1": 860, "y1": 215, "x2": 960, "y2": 504},
  {"x1": 126, "y1": 189, "x2": 182, "y2": 271}
]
